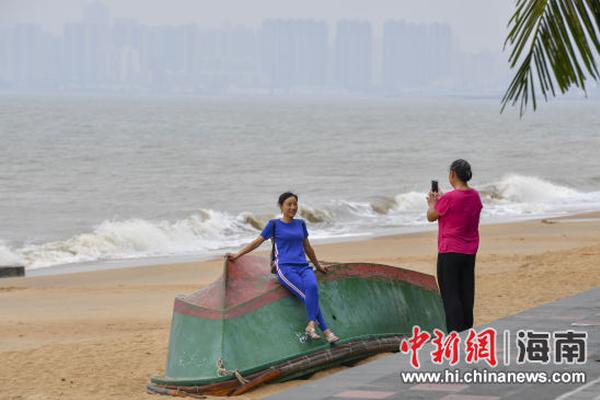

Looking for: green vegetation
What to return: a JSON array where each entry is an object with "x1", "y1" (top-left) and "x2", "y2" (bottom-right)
[{"x1": 502, "y1": 0, "x2": 600, "y2": 115}]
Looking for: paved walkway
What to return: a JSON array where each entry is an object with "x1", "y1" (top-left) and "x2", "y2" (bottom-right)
[{"x1": 267, "y1": 288, "x2": 600, "y2": 400}]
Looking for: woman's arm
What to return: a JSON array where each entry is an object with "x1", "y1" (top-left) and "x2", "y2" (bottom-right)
[
  {"x1": 304, "y1": 238, "x2": 328, "y2": 273},
  {"x1": 426, "y1": 191, "x2": 441, "y2": 222},
  {"x1": 226, "y1": 236, "x2": 266, "y2": 261}
]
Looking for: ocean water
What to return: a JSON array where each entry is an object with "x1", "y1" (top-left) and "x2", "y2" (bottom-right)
[{"x1": 1, "y1": 95, "x2": 600, "y2": 271}]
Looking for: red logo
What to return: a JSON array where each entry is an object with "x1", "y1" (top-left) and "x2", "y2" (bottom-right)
[
  {"x1": 400, "y1": 326, "x2": 431, "y2": 368},
  {"x1": 465, "y1": 328, "x2": 497, "y2": 367},
  {"x1": 431, "y1": 329, "x2": 461, "y2": 365},
  {"x1": 400, "y1": 326, "x2": 499, "y2": 368}
]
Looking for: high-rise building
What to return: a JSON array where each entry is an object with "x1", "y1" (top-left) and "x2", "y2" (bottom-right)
[
  {"x1": 87, "y1": 2, "x2": 111, "y2": 84},
  {"x1": 260, "y1": 19, "x2": 328, "y2": 89},
  {"x1": 12, "y1": 24, "x2": 46, "y2": 85},
  {"x1": 62, "y1": 22, "x2": 86, "y2": 84},
  {"x1": 382, "y1": 21, "x2": 456, "y2": 92},
  {"x1": 111, "y1": 19, "x2": 143, "y2": 84},
  {"x1": 62, "y1": 1, "x2": 111, "y2": 86},
  {"x1": 0, "y1": 27, "x2": 11, "y2": 86},
  {"x1": 334, "y1": 20, "x2": 373, "y2": 91}
]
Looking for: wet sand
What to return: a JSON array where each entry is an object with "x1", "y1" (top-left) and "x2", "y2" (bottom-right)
[{"x1": 2, "y1": 213, "x2": 600, "y2": 400}]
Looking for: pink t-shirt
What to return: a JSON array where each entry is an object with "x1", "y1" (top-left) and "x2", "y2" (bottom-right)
[{"x1": 434, "y1": 189, "x2": 483, "y2": 254}]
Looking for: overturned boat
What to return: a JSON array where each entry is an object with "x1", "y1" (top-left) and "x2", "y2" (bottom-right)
[{"x1": 147, "y1": 255, "x2": 445, "y2": 397}]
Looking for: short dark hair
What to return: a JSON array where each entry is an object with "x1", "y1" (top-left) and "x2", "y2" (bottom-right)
[
  {"x1": 278, "y1": 192, "x2": 298, "y2": 206},
  {"x1": 450, "y1": 159, "x2": 473, "y2": 182}
]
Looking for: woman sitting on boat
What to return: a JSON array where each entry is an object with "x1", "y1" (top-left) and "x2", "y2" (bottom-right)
[{"x1": 226, "y1": 192, "x2": 340, "y2": 344}]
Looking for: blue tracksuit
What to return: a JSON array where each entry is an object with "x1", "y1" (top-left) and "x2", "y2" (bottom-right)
[
  {"x1": 261, "y1": 219, "x2": 328, "y2": 331},
  {"x1": 275, "y1": 263, "x2": 328, "y2": 331}
]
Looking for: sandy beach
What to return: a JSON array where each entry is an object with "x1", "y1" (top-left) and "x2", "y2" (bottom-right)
[{"x1": 2, "y1": 213, "x2": 600, "y2": 400}]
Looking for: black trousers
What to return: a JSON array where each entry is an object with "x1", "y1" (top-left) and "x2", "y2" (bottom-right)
[{"x1": 436, "y1": 252, "x2": 476, "y2": 333}]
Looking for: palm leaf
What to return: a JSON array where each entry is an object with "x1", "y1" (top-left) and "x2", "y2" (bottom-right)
[{"x1": 502, "y1": 0, "x2": 600, "y2": 116}]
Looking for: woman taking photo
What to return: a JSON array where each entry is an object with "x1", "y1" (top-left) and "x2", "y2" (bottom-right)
[
  {"x1": 426, "y1": 159, "x2": 483, "y2": 333},
  {"x1": 226, "y1": 192, "x2": 340, "y2": 344}
]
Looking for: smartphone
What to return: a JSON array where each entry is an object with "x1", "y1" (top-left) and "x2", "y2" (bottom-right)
[{"x1": 431, "y1": 180, "x2": 439, "y2": 193}]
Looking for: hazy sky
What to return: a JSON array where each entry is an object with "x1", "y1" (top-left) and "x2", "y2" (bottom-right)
[{"x1": 1, "y1": 0, "x2": 514, "y2": 53}]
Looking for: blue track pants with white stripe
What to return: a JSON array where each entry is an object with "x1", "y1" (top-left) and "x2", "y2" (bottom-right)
[{"x1": 275, "y1": 263, "x2": 328, "y2": 331}]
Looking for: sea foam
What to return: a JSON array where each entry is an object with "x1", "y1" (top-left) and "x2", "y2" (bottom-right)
[
  {"x1": 0, "y1": 240, "x2": 23, "y2": 266},
  {"x1": 6, "y1": 174, "x2": 600, "y2": 271}
]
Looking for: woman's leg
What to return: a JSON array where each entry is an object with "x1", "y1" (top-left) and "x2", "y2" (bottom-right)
[
  {"x1": 298, "y1": 266, "x2": 328, "y2": 331},
  {"x1": 459, "y1": 254, "x2": 476, "y2": 331},
  {"x1": 276, "y1": 264, "x2": 306, "y2": 300},
  {"x1": 437, "y1": 253, "x2": 466, "y2": 332},
  {"x1": 276, "y1": 264, "x2": 328, "y2": 331}
]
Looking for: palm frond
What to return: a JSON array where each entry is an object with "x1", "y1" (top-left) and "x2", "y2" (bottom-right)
[{"x1": 502, "y1": 0, "x2": 600, "y2": 116}]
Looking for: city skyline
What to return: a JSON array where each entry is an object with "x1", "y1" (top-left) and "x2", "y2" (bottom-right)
[
  {"x1": 1, "y1": 0, "x2": 513, "y2": 53},
  {"x1": 0, "y1": 2, "x2": 512, "y2": 95}
]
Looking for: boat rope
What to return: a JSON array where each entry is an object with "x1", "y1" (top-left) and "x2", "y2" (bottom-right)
[
  {"x1": 216, "y1": 358, "x2": 249, "y2": 385},
  {"x1": 146, "y1": 383, "x2": 206, "y2": 399}
]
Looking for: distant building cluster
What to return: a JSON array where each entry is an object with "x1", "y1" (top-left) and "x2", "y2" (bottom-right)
[{"x1": 0, "y1": 2, "x2": 510, "y2": 95}]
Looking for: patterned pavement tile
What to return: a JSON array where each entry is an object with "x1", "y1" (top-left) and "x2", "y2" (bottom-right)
[
  {"x1": 409, "y1": 383, "x2": 469, "y2": 392},
  {"x1": 440, "y1": 395, "x2": 501, "y2": 400},
  {"x1": 333, "y1": 390, "x2": 397, "y2": 399}
]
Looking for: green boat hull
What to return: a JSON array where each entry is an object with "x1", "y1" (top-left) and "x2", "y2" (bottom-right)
[{"x1": 150, "y1": 256, "x2": 445, "y2": 393}]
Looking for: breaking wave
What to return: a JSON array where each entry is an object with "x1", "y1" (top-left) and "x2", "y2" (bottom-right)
[
  {"x1": 480, "y1": 175, "x2": 578, "y2": 203},
  {"x1": 12, "y1": 209, "x2": 259, "y2": 270},
  {"x1": 298, "y1": 205, "x2": 335, "y2": 223},
  {"x1": 0, "y1": 240, "x2": 23, "y2": 266},
  {"x1": 480, "y1": 174, "x2": 600, "y2": 217},
  {"x1": 3, "y1": 174, "x2": 599, "y2": 271}
]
